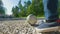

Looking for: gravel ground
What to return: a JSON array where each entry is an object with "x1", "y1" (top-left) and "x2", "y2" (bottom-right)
[
  {"x1": 0, "y1": 20, "x2": 60, "y2": 34},
  {"x1": 0, "y1": 20, "x2": 37, "y2": 34}
]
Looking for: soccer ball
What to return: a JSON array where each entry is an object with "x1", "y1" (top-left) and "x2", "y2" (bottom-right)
[{"x1": 26, "y1": 14, "x2": 37, "y2": 25}]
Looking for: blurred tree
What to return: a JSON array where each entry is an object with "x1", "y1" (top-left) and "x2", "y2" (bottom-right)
[
  {"x1": 24, "y1": 0, "x2": 31, "y2": 8},
  {"x1": 18, "y1": 0, "x2": 25, "y2": 17},
  {"x1": 58, "y1": 0, "x2": 60, "y2": 16},
  {"x1": 12, "y1": 0, "x2": 22, "y2": 17},
  {"x1": 18, "y1": 0, "x2": 23, "y2": 11},
  {"x1": 12, "y1": 0, "x2": 44, "y2": 17},
  {"x1": 12, "y1": 6, "x2": 20, "y2": 17},
  {"x1": 27, "y1": 0, "x2": 44, "y2": 17},
  {"x1": 18, "y1": 0, "x2": 31, "y2": 17},
  {"x1": 0, "y1": 0, "x2": 5, "y2": 14}
]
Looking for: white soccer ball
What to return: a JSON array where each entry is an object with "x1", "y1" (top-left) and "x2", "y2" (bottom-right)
[{"x1": 26, "y1": 14, "x2": 37, "y2": 25}]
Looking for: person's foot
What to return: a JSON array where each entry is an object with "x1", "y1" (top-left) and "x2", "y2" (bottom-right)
[
  {"x1": 37, "y1": 22, "x2": 60, "y2": 29},
  {"x1": 35, "y1": 19, "x2": 60, "y2": 33},
  {"x1": 37, "y1": 19, "x2": 60, "y2": 29}
]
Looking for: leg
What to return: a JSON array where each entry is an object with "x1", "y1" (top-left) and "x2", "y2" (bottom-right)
[
  {"x1": 43, "y1": 0, "x2": 59, "y2": 22},
  {"x1": 36, "y1": 0, "x2": 60, "y2": 33}
]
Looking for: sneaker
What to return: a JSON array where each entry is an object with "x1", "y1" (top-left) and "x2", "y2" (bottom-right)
[
  {"x1": 37, "y1": 22, "x2": 60, "y2": 29},
  {"x1": 35, "y1": 19, "x2": 60, "y2": 32}
]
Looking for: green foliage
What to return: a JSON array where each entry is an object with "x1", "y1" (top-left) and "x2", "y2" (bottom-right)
[
  {"x1": 12, "y1": 0, "x2": 31, "y2": 17},
  {"x1": 24, "y1": 0, "x2": 31, "y2": 8},
  {"x1": 58, "y1": 0, "x2": 60, "y2": 16},
  {"x1": 26, "y1": 0, "x2": 44, "y2": 17},
  {"x1": 18, "y1": 0, "x2": 26, "y2": 17},
  {"x1": 0, "y1": 7, "x2": 5, "y2": 14},
  {"x1": 0, "y1": 0, "x2": 5, "y2": 14},
  {"x1": 12, "y1": 6, "x2": 20, "y2": 17},
  {"x1": 12, "y1": 0, "x2": 44, "y2": 17}
]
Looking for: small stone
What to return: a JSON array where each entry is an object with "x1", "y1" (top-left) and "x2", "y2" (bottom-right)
[{"x1": 26, "y1": 14, "x2": 37, "y2": 25}]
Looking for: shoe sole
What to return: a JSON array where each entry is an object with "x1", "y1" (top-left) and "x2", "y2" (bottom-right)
[{"x1": 35, "y1": 26, "x2": 60, "y2": 33}]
